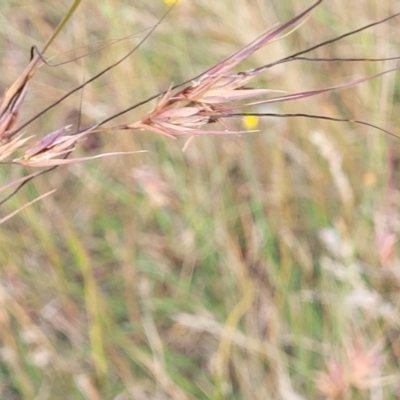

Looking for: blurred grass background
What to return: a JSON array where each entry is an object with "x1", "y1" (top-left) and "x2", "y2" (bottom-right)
[{"x1": 1, "y1": 0, "x2": 400, "y2": 399}]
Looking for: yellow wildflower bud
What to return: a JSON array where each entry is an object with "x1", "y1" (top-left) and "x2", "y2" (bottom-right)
[{"x1": 242, "y1": 115, "x2": 259, "y2": 130}]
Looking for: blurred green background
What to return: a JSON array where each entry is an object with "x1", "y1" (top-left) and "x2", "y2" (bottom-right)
[{"x1": 0, "y1": 0, "x2": 400, "y2": 399}]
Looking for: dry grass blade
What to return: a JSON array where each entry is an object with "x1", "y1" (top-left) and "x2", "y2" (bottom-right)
[
  {"x1": 246, "y1": 68, "x2": 399, "y2": 107},
  {"x1": 179, "y1": 0, "x2": 322, "y2": 99},
  {"x1": 14, "y1": 150, "x2": 147, "y2": 168},
  {"x1": 0, "y1": 189, "x2": 56, "y2": 225}
]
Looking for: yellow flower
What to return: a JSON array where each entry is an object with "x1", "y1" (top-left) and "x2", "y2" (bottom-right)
[
  {"x1": 242, "y1": 115, "x2": 259, "y2": 130},
  {"x1": 163, "y1": 0, "x2": 177, "y2": 4}
]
